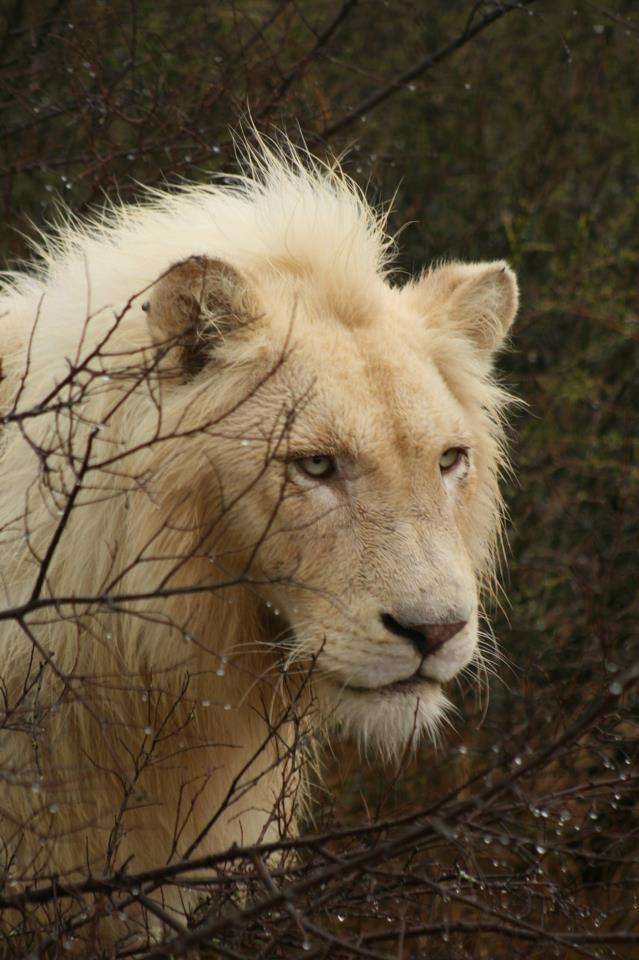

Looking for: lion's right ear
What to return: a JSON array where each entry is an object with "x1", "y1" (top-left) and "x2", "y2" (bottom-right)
[{"x1": 144, "y1": 256, "x2": 248, "y2": 380}]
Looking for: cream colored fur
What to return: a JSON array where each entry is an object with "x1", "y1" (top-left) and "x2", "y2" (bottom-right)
[{"x1": 0, "y1": 138, "x2": 517, "y2": 941}]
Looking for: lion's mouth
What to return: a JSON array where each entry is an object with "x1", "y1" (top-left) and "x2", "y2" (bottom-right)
[{"x1": 340, "y1": 673, "x2": 440, "y2": 696}]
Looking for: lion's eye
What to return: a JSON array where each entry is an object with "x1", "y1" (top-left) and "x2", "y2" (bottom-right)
[
  {"x1": 297, "y1": 455, "x2": 336, "y2": 480},
  {"x1": 439, "y1": 447, "x2": 466, "y2": 472}
]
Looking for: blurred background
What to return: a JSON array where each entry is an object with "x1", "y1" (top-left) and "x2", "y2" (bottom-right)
[{"x1": 1, "y1": 1, "x2": 638, "y2": 957}]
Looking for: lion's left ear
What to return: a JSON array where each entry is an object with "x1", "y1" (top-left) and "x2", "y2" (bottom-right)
[
  {"x1": 144, "y1": 255, "x2": 249, "y2": 379},
  {"x1": 414, "y1": 260, "x2": 519, "y2": 360}
]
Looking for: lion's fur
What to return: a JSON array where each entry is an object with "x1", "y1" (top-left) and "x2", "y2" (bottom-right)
[{"x1": 0, "y1": 136, "x2": 517, "y2": 940}]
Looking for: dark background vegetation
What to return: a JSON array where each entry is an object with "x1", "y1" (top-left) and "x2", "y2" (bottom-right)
[{"x1": 1, "y1": 1, "x2": 638, "y2": 957}]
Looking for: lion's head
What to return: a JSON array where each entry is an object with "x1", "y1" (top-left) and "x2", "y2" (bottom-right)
[{"x1": 140, "y1": 215, "x2": 517, "y2": 757}]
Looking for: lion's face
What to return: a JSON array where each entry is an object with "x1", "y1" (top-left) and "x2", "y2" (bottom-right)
[{"x1": 149, "y1": 257, "x2": 517, "y2": 753}]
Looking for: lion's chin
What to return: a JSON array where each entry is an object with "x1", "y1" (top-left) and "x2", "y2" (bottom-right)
[{"x1": 317, "y1": 676, "x2": 449, "y2": 760}]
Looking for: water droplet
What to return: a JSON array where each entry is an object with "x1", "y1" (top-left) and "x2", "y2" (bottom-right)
[
  {"x1": 216, "y1": 666, "x2": 226, "y2": 676},
  {"x1": 337, "y1": 913, "x2": 345, "y2": 922},
  {"x1": 464, "y1": 82, "x2": 472, "y2": 90},
  {"x1": 458, "y1": 744, "x2": 468, "y2": 755},
  {"x1": 536, "y1": 844, "x2": 546, "y2": 855},
  {"x1": 593, "y1": 23, "x2": 605, "y2": 34},
  {"x1": 513, "y1": 755, "x2": 523, "y2": 766},
  {"x1": 144, "y1": 725, "x2": 153, "y2": 736},
  {"x1": 302, "y1": 940, "x2": 311, "y2": 951},
  {"x1": 223, "y1": 703, "x2": 232, "y2": 710},
  {"x1": 201, "y1": 699, "x2": 210, "y2": 707}
]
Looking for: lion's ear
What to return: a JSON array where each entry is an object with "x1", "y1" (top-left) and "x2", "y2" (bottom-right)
[
  {"x1": 144, "y1": 256, "x2": 248, "y2": 379},
  {"x1": 417, "y1": 261, "x2": 518, "y2": 360}
]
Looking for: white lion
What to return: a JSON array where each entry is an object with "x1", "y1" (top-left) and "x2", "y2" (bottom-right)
[{"x1": 0, "y1": 138, "x2": 517, "y2": 944}]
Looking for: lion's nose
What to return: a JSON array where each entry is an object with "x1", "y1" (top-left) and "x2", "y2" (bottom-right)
[{"x1": 380, "y1": 613, "x2": 467, "y2": 658}]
